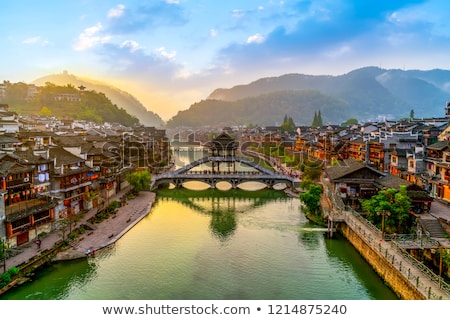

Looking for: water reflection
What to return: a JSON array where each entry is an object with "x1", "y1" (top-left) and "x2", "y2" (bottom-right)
[
  {"x1": 2, "y1": 187, "x2": 397, "y2": 300},
  {"x1": 323, "y1": 234, "x2": 399, "y2": 300},
  {"x1": 210, "y1": 210, "x2": 236, "y2": 241},
  {"x1": 1, "y1": 258, "x2": 97, "y2": 300},
  {"x1": 156, "y1": 188, "x2": 287, "y2": 242}
]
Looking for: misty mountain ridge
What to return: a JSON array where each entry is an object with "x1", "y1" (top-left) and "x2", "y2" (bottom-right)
[
  {"x1": 33, "y1": 71, "x2": 164, "y2": 127},
  {"x1": 167, "y1": 66, "x2": 450, "y2": 127}
]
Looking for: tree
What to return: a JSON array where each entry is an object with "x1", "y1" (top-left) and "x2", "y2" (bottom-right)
[
  {"x1": 317, "y1": 110, "x2": 323, "y2": 127},
  {"x1": 38, "y1": 106, "x2": 52, "y2": 117},
  {"x1": 341, "y1": 118, "x2": 358, "y2": 126},
  {"x1": 299, "y1": 184, "x2": 323, "y2": 216},
  {"x1": 280, "y1": 115, "x2": 296, "y2": 132},
  {"x1": 311, "y1": 111, "x2": 318, "y2": 127},
  {"x1": 126, "y1": 170, "x2": 151, "y2": 193},
  {"x1": 360, "y1": 186, "x2": 413, "y2": 234},
  {"x1": 311, "y1": 110, "x2": 323, "y2": 127}
]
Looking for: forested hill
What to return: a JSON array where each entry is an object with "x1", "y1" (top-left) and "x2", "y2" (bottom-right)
[
  {"x1": 166, "y1": 67, "x2": 450, "y2": 127},
  {"x1": 32, "y1": 72, "x2": 164, "y2": 127},
  {"x1": 166, "y1": 90, "x2": 349, "y2": 128},
  {"x1": 3, "y1": 82, "x2": 140, "y2": 126}
]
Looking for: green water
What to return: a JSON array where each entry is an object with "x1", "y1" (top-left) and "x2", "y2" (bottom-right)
[{"x1": 2, "y1": 188, "x2": 398, "y2": 300}]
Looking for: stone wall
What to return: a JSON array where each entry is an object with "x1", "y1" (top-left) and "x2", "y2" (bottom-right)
[{"x1": 340, "y1": 223, "x2": 426, "y2": 300}]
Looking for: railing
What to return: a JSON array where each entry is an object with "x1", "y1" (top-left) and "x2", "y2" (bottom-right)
[
  {"x1": 321, "y1": 177, "x2": 449, "y2": 299},
  {"x1": 343, "y1": 210, "x2": 449, "y2": 299},
  {"x1": 384, "y1": 234, "x2": 441, "y2": 248}
]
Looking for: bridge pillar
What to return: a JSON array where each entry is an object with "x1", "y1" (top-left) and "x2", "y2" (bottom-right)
[{"x1": 328, "y1": 217, "x2": 334, "y2": 238}]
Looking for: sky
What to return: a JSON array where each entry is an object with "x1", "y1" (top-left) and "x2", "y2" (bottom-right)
[{"x1": 1, "y1": 0, "x2": 450, "y2": 121}]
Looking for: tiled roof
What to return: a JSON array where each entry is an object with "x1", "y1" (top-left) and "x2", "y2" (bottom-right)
[
  {"x1": 48, "y1": 146, "x2": 84, "y2": 165},
  {"x1": 0, "y1": 161, "x2": 31, "y2": 175},
  {"x1": 427, "y1": 140, "x2": 450, "y2": 150},
  {"x1": 324, "y1": 158, "x2": 366, "y2": 180},
  {"x1": 375, "y1": 175, "x2": 412, "y2": 190}
]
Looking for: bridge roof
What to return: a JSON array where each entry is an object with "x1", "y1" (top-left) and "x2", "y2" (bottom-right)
[{"x1": 205, "y1": 132, "x2": 238, "y2": 150}]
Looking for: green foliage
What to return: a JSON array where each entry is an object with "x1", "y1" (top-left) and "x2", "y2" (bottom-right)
[
  {"x1": 108, "y1": 200, "x2": 119, "y2": 211},
  {"x1": 166, "y1": 90, "x2": 349, "y2": 127},
  {"x1": 341, "y1": 118, "x2": 358, "y2": 126},
  {"x1": 7, "y1": 267, "x2": 19, "y2": 276},
  {"x1": 299, "y1": 184, "x2": 323, "y2": 216},
  {"x1": 1, "y1": 272, "x2": 11, "y2": 286},
  {"x1": 38, "y1": 106, "x2": 52, "y2": 117},
  {"x1": 301, "y1": 159, "x2": 323, "y2": 182},
  {"x1": 3, "y1": 82, "x2": 139, "y2": 126},
  {"x1": 280, "y1": 114, "x2": 296, "y2": 132},
  {"x1": 78, "y1": 226, "x2": 85, "y2": 234},
  {"x1": 126, "y1": 170, "x2": 151, "y2": 193},
  {"x1": 360, "y1": 186, "x2": 414, "y2": 234},
  {"x1": 311, "y1": 110, "x2": 324, "y2": 127}
]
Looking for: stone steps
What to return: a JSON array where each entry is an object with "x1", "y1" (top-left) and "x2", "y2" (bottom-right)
[{"x1": 419, "y1": 218, "x2": 447, "y2": 238}]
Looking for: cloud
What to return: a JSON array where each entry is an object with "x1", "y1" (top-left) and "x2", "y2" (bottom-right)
[
  {"x1": 120, "y1": 40, "x2": 141, "y2": 53},
  {"x1": 216, "y1": 0, "x2": 431, "y2": 75},
  {"x1": 231, "y1": 9, "x2": 245, "y2": 19},
  {"x1": 106, "y1": 2, "x2": 188, "y2": 34},
  {"x1": 247, "y1": 33, "x2": 265, "y2": 44},
  {"x1": 157, "y1": 47, "x2": 176, "y2": 60},
  {"x1": 108, "y1": 4, "x2": 125, "y2": 18},
  {"x1": 22, "y1": 36, "x2": 41, "y2": 45},
  {"x1": 73, "y1": 23, "x2": 111, "y2": 51},
  {"x1": 210, "y1": 29, "x2": 218, "y2": 37},
  {"x1": 22, "y1": 36, "x2": 50, "y2": 47}
]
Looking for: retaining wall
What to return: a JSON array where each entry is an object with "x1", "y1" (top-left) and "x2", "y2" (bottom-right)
[{"x1": 340, "y1": 223, "x2": 426, "y2": 300}]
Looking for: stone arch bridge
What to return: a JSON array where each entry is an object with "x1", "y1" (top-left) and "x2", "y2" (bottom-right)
[{"x1": 151, "y1": 156, "x2": 298, "y2": 190}]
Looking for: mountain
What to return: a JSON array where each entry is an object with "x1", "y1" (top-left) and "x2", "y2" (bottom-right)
[
  {"x1": 167, "y1": 90, "x2": 349, "y2": 128},
  {"x1": 167, "y1": 67, "x2": 450, "y2": 127},
  {"x1": 32, "y1": 71, "x2": 164, "y2": 127}
]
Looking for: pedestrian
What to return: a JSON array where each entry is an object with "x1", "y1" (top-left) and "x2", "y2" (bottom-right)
[{"x1": 35, "y1": 239, "x2": 41, "y2": 249}]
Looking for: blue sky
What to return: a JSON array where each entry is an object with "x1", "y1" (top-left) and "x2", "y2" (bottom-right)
[{"x1": 1, "y1": 0, "x2": 450, "y2": 120}]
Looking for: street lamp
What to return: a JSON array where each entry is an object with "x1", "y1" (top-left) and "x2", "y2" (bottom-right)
[{"x1": 377, "y1": 210, "x2": 391, "y2": 240}]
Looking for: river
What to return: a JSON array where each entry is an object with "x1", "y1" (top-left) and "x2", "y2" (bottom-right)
[{"x1": 1, "y1": 147, "x2": 398, "y2": 300}]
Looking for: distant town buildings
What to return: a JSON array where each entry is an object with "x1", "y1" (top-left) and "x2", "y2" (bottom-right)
[
  {"x1": 1, "y1": 99, "x2": 450, "y2": 248},
  {"x1": 0, "y1": 104, "x2": 170, "y2": 247}
]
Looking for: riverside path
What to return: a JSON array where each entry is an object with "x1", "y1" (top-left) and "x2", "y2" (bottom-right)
[{"x1": 322, "y1": 178, "x2": 450, "y2": 300}]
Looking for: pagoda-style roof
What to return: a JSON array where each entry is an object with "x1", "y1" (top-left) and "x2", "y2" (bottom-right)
[{"x1": 205, "y1": 132, "x2": 239, "y2": 151}]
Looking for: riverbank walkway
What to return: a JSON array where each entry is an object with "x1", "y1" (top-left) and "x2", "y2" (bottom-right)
[
  {"x1": 3, "y1": 189, "x2": 156, "y2": 270},
  {"x1": 322, "y1": 178, "x2": 450, "y2": 300}
]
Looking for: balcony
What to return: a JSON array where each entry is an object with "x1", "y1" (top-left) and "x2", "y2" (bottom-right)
[
  {"x1": 5, "y1": 197, "x2": 58, "y2": 222},
  {"x1": 7, "y1": 177, "x2": 32, "y2": 188}
]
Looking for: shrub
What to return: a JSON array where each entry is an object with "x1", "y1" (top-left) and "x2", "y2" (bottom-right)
[
  {"x1": 7, "y1": 267, "x2": 19, "y2": 276},
  {"x1": 108, "y1": 200, "x2": 119, "y2": 211}
]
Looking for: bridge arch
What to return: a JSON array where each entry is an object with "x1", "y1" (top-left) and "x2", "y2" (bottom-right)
[{"x1": 151, "y1": 156, "x2": 298, "y2": 191}]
